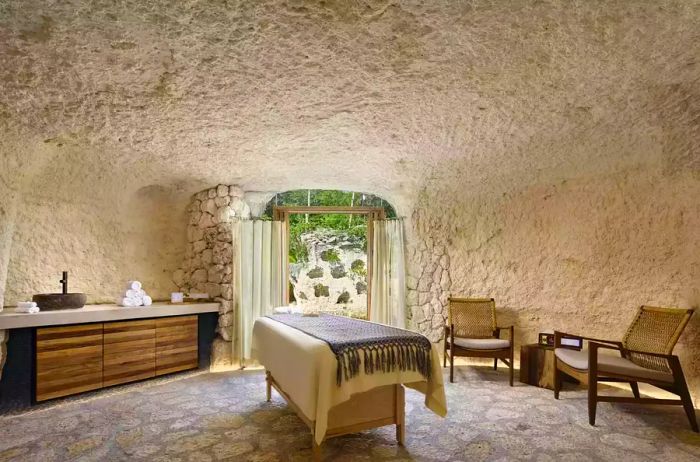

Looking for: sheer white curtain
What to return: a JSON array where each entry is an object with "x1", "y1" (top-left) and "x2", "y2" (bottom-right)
[
  {"x1": 233, "y1": 220, "x2": 285, "y2": 365},
  {"x1": 370, "y1": 219, "x2": 407, "y2": 328}
]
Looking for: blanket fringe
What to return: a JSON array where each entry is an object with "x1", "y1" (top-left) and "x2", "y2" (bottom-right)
[{"x1": 337, "y1": 341, "x2": 431, "y2": 386}]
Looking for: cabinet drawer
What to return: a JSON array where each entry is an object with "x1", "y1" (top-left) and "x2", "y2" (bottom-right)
[
  {"x1": 155, "y1": 315, "x2": 198, "y2": 376},
  {"x1": 34, "y1": 314, "x2": 202, "y2": 401},
  {"x1": 103, "y1": 319, "x2": 156, "y2": 387},
  {"x1": 36, "y1": 324, "x2": 104, "y2": 401}
]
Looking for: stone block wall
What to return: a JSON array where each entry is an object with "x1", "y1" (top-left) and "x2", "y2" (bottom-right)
[
  {"x1": 405, "y1": 220, "x2": 452, "y2": 343},
  {"x1": 290, "y1": 230, "x2": 368, "y2": 316},
  {"x1": 173, "y1": 185, "x2": 251, "y2": 368}
]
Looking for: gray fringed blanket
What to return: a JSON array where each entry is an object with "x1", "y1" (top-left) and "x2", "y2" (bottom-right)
[{"x1": 268, "y1": 314, "x2": 432, "y2": 386}]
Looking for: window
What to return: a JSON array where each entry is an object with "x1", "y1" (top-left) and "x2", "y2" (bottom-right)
[{"x1": 264, "y1": 190, "x2": 396, "y2": 318}]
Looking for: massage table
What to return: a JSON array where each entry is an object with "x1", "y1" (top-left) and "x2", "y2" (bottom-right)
[{"x1": 251, "y1": 316, "x2": 446, "y2": 461}]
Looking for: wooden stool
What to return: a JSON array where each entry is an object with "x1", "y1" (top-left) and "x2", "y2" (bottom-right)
[{"x1": 520, "y1": 343, "x2": 576, "y2": 389}]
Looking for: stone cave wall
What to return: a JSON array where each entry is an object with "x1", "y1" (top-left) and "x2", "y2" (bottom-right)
[
  {"x1": 408, "y1": 168, "x2": 700, "y2": 399},
  {"x1": 0, "y1": 146, "x2": 188, "y2": 309},
  {"x1": 172, "y1": 185, "x2": 251, "y2": 368},
  {"x1": 0, "y1": 184, "x2": 19, "y2": 312},
  {"x1": 3, "y1": 184, "x2": 185, "y2": 306}
]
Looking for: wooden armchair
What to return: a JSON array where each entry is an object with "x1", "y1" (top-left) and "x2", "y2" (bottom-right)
[
  {"x1": 443, "y1": 297, "x2": 514, "y2": 385},
  {"x1": 553, "y1": 306, "x2": 697, "y2": 432}
]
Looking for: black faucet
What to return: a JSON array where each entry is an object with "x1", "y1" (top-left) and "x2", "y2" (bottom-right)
[{"x1": 60, "y1": 271, "x2": 68, "y2": 294}]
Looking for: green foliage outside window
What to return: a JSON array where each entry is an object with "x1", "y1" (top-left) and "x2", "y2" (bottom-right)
[
  {"x1": 350, "y1": 259, "x2": 367, "y2": 277},
  {"x1": 320, "y1": 249, "x2": 341, "y2": 263},
  {"x1": 263, "y1": 190, "x2": 396, "y2": 265},
  {"x1": 264, "y1": 190, "x2": 396, "y2": 216}
]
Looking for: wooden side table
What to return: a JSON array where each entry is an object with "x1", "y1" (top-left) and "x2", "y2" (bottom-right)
[{"x1": 519, "y1": 343, "x2": 557, "y2": 389}]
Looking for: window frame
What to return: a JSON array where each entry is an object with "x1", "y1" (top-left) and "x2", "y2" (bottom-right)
[{"x1": 272, "y1": 206, "x2": 386, "y2": 318}]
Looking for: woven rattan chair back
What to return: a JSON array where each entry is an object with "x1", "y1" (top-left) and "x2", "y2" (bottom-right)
[
  {"x1": 622, "y1": 306, "x2": 694, "y2": 372},
  {"x1": 448, "y1": 297, "x2": 496, "y2": 338}
]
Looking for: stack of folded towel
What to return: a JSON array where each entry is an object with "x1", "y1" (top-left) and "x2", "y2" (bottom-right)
[
  {"x1": 16, "y1": 301, "x2": 40, "y2": 314},
  {"x1": 117, "y1": 281, "x2": 153, "y2": 307}
]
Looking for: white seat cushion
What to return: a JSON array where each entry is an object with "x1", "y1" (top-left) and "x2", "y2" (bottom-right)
[
  {"x1": 452, "y1": 337, "x2": 510, "y2": 350},
  {"x1": 555, "y1": 348, "x2": 674, "y2": 383}
]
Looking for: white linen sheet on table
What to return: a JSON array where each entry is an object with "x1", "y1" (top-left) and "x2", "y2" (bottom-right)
[{"x1": 251, "y1": 316, "x2": 447, "y2": 444}]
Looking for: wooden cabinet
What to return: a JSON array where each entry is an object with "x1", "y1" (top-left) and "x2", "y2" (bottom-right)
[
  {"x1": 103, "y1": 319, "x2": 156, "y2": 387},
  {"x1": 35, "y1": 315, "x2": 200, "y2": 402},
  {"x1": 156, "y1": 315, "x2": 198, "y2": 376},
  {"x1": 36, "y1": 324, "x2": 104, "y2": 401}
]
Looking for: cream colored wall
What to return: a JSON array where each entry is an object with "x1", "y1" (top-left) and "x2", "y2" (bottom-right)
[
  {"x1": 0, "y1": 146, "x2": 188, "y2": 307},
  {"x1": 4, "y1": 188, "x2": 185, "y2": 306},
  {"x1": 410, "y1": 168, "x2": 699, "y2": 399}
]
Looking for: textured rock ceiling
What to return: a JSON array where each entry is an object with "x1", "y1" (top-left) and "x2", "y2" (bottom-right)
[{"x1": 1, "y1": 0, "x2": 698, "y2": 207}]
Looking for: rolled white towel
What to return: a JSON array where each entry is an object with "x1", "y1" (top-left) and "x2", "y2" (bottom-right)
[
  {"x1": 125, "y1": 289, "x2": 145, "y2": 299},
  {"x1": 142, "y1": 295, "x2": 152, "y2": 306},
  {"x1": 117, "y1": 297, "x2": 140, "y2": 307},
  {"x1": 17, "y1": 305, "x2": 40, "y2": 314},
  {"x1": 273, "y1": 306, "x2": 291, "y2": 314},
  {"x1": 126, "y1": 280, "x2": 142, "y2": 291},
  {"x1": 17, "y1": 301, "x2": 38, "y2": 309}
]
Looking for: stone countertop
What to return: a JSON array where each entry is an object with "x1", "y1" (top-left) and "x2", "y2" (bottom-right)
[{"x1": 0, "y1": 302, "x2": 220, "y2": 330}]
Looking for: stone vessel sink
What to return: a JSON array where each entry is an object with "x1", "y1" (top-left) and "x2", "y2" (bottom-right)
[{"x1": 33, "y1": 293, "x2": 87, "y2": 311}]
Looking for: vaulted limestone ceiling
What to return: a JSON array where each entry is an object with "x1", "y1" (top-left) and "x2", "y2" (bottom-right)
[{"x1": 0, "y1": 0, "x2": 698, "y2": 209}]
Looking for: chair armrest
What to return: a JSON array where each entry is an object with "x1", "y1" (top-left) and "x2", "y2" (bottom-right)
[
  {"x1": 589, "y1": 341, "x2": 621, "y2": 352},
  {"x1": 554, "y1": 331, "x2": 622, "y2": 349}
]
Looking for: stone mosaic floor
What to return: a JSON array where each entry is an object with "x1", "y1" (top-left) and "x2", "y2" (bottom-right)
[{"x1": 0, "y1": 367, "x2": 698, "y2": 461}]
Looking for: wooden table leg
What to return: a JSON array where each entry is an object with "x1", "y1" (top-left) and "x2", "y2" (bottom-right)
[
  {"x1": 265, "y1": 370, "x2": 272, "y2": 402},
  {"x1": 396, "y1": 423, "x2": 405, "y2": 446},
  {"x1": 395, "y1": 384, "x2": 405, "y2": 445},
  {"x1": 311, "y1": 433, "x2": 322, "y2": 461}
]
